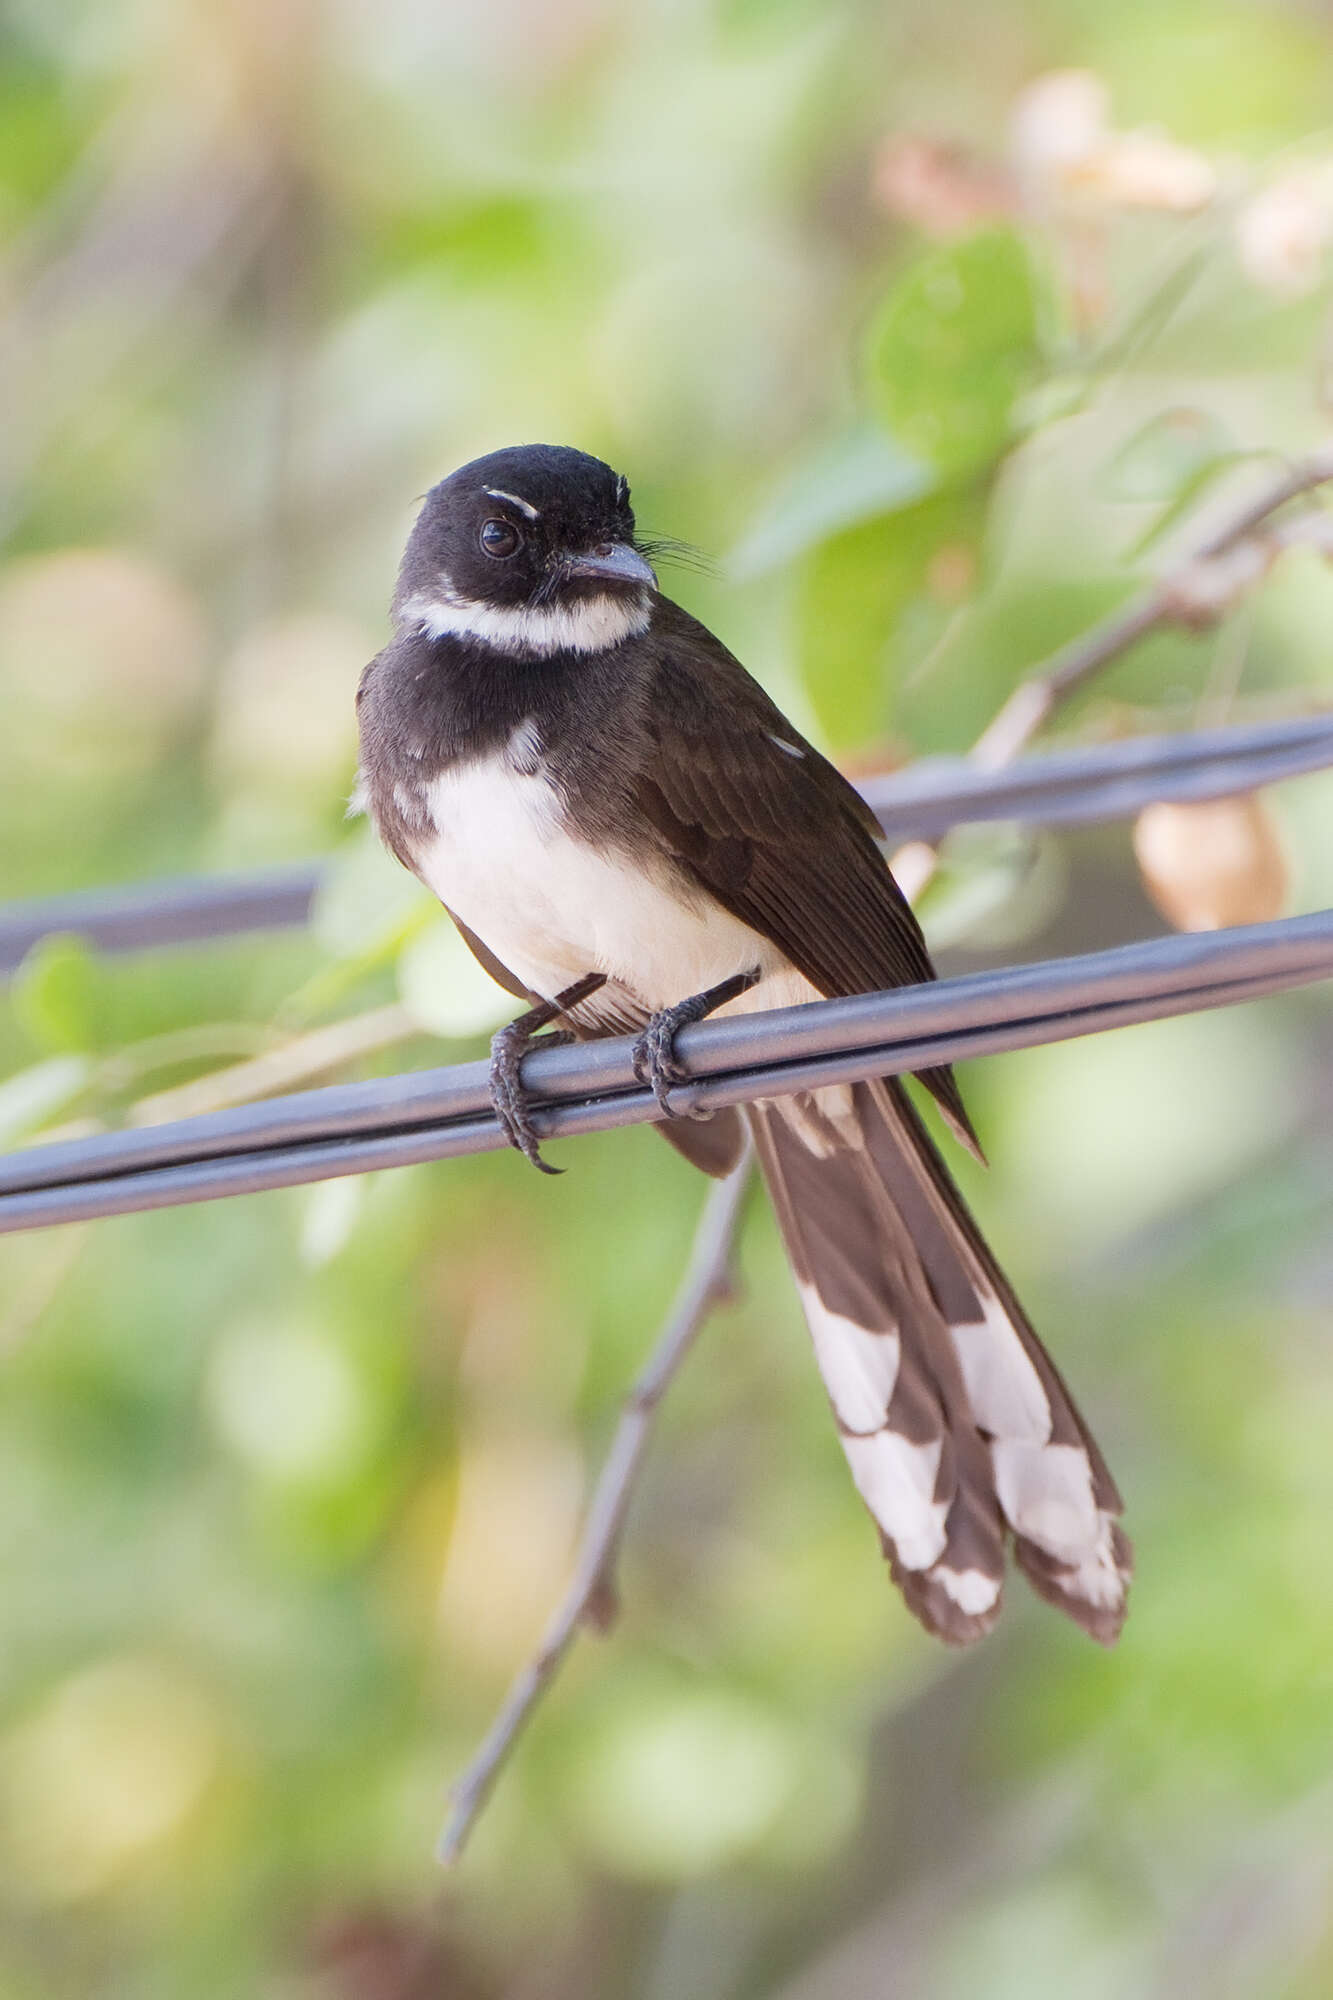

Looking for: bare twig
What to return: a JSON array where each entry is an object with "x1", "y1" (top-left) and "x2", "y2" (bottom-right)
[
  {"x1": 890, "y1": 449, "x2": 1333, "y2": 905},
  {"x1": 969, "y1": 444, "x2": 1333, "y2": 772},
  {"x1": 129, "y1": 1004, "x2": 418, "y2": 1125},
  {"x1": 437, "y1": 1149, "x2": 752, "y2": 1865}
]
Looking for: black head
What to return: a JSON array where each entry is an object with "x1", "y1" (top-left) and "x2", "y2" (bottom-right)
[{"x1": 393, "y1": 444, "x2": 658, "y2": 654}]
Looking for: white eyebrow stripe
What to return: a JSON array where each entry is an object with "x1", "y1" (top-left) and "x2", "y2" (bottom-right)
[{"x1": 484, "y1": 488, "x2": 541, "y2": 521}]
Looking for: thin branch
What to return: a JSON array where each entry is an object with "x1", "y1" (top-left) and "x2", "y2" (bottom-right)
[
  {"x1": 968, "y1": 444, "x2": 1333, "y2": 773},
  {"x1": 437, "y1": 1151, "x2": 752, "y2": 1864},
  {"x1": 889, "y1": 454, "x2": 1333, "y2": 907},
  {"x1": 128, "y1": 1003, "x2": 418, "y2": 1126}
]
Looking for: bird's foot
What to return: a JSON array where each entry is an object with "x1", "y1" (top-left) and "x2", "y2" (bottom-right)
[
  {"x1": 630, "y1": 969, "x2": 761, "y2": 1119},
  {"x1": 490, "y1": 1021, "x2": 575, "y2": 1173},
  {"x1": 489, "y1": 972, "x2": 606, "y2": 1174}
]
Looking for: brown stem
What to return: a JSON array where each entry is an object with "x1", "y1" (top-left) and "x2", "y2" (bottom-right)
[
  {"x1": 970, "y1": 444, "x2": 1333, "y2": 773},
  {"x1": 437, "y1": 1151, "x2": 752, "y2": 1865}
]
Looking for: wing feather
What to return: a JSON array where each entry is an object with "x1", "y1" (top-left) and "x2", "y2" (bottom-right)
[{"x1": 634, "y1": 600, "x2": 977, "y2": 1146}]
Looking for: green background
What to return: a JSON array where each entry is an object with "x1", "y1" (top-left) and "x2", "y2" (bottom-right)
[{"x1": 2, "y1": 1, "x2": 1333, "y2": 1994}]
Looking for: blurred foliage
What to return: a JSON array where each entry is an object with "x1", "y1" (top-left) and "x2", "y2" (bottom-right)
[{"x1": 3, "y1": 1, "x2": 1333, "y2": 1996}]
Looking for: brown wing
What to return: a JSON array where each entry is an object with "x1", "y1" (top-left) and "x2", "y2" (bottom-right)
[{"x1": 634, "y1": 598, "x2": 979, "y2": 1153}]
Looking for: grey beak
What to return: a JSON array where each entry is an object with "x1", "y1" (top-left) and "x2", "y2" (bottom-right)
[{"x1": 562, "y1": 542, "x2": 657, "y2": 589}]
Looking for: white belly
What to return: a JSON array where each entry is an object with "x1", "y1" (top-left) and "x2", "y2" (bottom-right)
[{"x1": 409, "y1": 754, "x2": 788, "y2": 1011}]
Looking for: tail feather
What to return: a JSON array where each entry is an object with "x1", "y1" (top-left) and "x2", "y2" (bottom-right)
[{"x1": 748, "y1": 1078, "x2": 1131, "y2": 1646}]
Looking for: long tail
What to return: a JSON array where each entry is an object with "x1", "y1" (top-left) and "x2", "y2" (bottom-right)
[{"x1": 747, "y1": 1078, "x2": 1131, "y2": 1645}]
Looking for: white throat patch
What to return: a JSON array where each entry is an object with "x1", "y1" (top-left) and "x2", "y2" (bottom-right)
[{"x1": 399, "y1": 586, "x2": 652, "y2": 658}]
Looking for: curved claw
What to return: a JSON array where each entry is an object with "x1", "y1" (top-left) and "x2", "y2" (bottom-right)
[
  {"x1": 630, "y1": 1016, "x2": 693, "y2": 1119},
  {"x1": 489, "y1": 1023, "x2": 573, "y2": 1174},
  {"x1": 630, "y1": 970, "x2": 762, "y2": 1123},
  {"x1": 632, "y1": 1008, "x2": 712, "y2": 1120}
]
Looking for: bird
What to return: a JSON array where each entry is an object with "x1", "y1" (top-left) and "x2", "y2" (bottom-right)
[{"x1": 355, "y1": 442, "x2": 1132, "y2": 1646}]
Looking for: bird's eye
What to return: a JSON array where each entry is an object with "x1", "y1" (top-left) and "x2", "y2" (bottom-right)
[{"x1": 479, "y1": 518, "x2": 520, "y2": 558}]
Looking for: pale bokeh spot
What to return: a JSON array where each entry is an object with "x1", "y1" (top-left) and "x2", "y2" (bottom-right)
[{"x1": 0, "y1": 1656, "x2": 220, "y2": 1903}]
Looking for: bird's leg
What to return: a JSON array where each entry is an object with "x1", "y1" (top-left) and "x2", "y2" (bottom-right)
[
  {"x1": 631, "y1": 967, "x2": 761, "y2": 1119},
  {"x1": 490, "y1": 971, "x2": 607, "y2": 1175}
]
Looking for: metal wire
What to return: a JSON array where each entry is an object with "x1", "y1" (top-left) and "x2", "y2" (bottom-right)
[
  {"x1": 2, "y1": 713, "x2": 1330, "y2": 970},
  {"x1": 2, "y1": 911, "x2": 1330, "y2": 1233},
  {"x1": 859, "y1": 711, "x2": 1333, "y2": 839},
  {"x1": 0, "y1": 863, "x2": 321, "y2": 974}
]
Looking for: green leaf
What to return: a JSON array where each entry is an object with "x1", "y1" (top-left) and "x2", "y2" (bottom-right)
[
  {"x1": 0, "y1": 1053, "x2": 91, "y2": 1145},
  {"x1": 865, "y1": 228, "x2": 1045, "y2": 483},
  {"x1": 311, "y1": 827, "x2": 433, "y2": 961},
  {"x1": 299, "y1": 1177, "x2": 365, "y2": 1269},
  {"x1": 729, "y1": 427, "x2": 933, "y2": 579},
  {"x1": 795, "y1": 486, "x2": 988, "y2": 752},
  {"x1": 10, "y1": 933, "x2": 101, "y2": 1053},
  {"x1": 916, "y1": 824, "x2": 1063, "y2": 954},
  {"x1": 1099, "y1": 407, "x2": 1235, "y2": 504},
  {"x1": 280, "y1": 829, "x2": 437, "y2": 1027},
  {"x1": 397, "y1": 914, "x2": 512, "y2": 1039}
]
